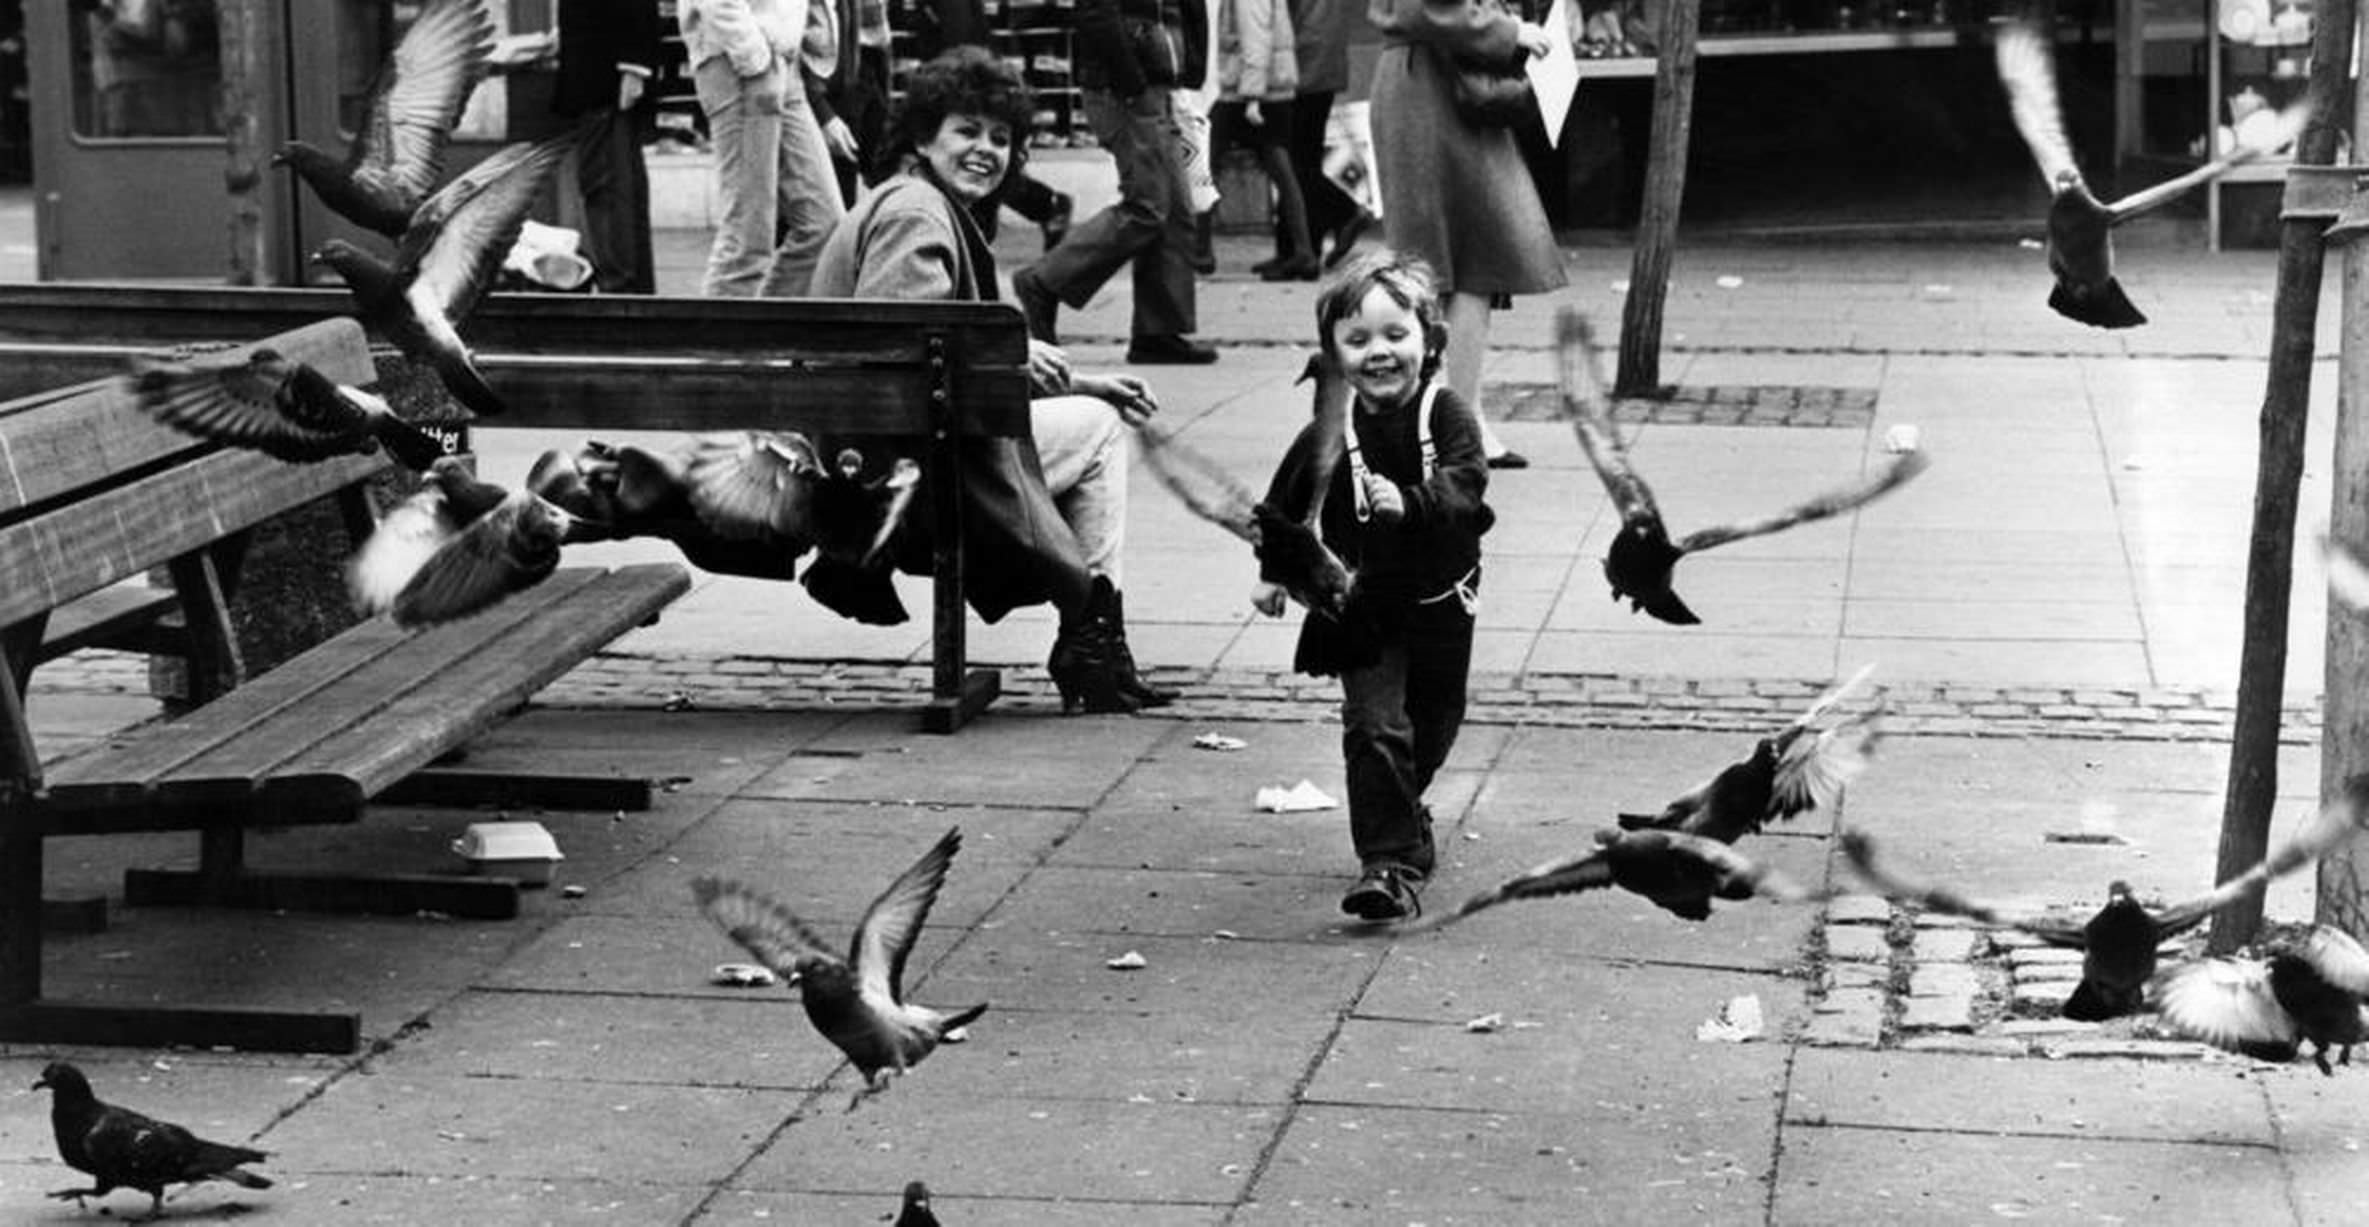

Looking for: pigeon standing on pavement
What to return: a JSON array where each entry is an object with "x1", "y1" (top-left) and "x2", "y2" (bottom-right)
[
  {"x1": 2153, "y1": 924, "x2": 2369, "y2": 1075},
  {"x1": 692, "y1": 828, "x2": 988, "y2": 1110},
  {"x1": 1619, "y1": 663, "x2": 1881, "y2": 843},
  {"x1": 1995, "y1": 19, "x2": 2308, "y2": 329},
  {"x1": 1402, "y1": 827, "x2": 1833, "y2": 933},
  {"x1": 314, "y1": 127, "x2": 583, "y2": 418},
  {"x1": 32, "y1": 1062, "x2": 273, "y2": 1220},
  {"x1": 129, "y1": 344, "x2": 447, "y2": 471},
  {"x1": 1842, "y1": 776, "x2": 2368, "y2": 1021},
  {"x1": 1555, "y1": 309, "x2": 1930, "y2": 625},
  {"x1": 273, "y1": 0, "x2": 496, "y2": 236},
  {"x1": 896, "y1": 1180, "x2": 942, "y2": 1227},
  {"x1": 350, "y1": 454, "x2": 589, "y2": 627}
]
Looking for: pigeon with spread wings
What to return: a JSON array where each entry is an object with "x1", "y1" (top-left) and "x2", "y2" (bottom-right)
[
  {"x1": 1401, "y1": 827, "x2": 1832, "y2": 934},
  {"x1": 350, "y1": 454, "x2": 600, "y2": 628},
  {"x1": 1842, "y1": 777, "x2": 2367, "y2": 1021},
  {"x1": 1619, "y1": 662, "x2": 1882, "y2": 843},
  {"x1": 274, "y1": 0, "x2": 496, "y2": 236},
  {"x1": 1556, "y1": 309, "x2": 1930, "y2": 625},
  {"x1": 693, "y1": 828, "x2": 987, "y2": 1110},
  {"x1": 2153, "y1": 924, "x2": 2369, "y2": 1075},
  {"x1": 314, "y1": 126, "x2": 583, "y2": 418},
  {"x1": 1996, "y1": 19, "x2": 2308, "y2": 329},
  {"x1": 130, "y1": 344, "x2": 446, "y2": 471},
  {"x1": 1136, "y1": 353, "x2": 1355, "y2": 618},
  {"x1": 33, "y1": 1062, "x2": 273, "y2": 1220}
]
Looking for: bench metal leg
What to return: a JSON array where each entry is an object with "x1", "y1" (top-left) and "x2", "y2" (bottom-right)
[
  {"x1": 0, "y1": 833, "x2": 42, "y2": 1008},
  {"x1": 377, "y1": 767, "x2": 656, "y2": 812},
  {"x1": 922, "y1": 668, "x2": 1003, "y2": 734}
]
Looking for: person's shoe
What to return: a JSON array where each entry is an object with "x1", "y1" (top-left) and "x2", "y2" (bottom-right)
[
  {"x1": 1340, "y1": 865, "x2": 1423, "y2": 922},
  {"x1": 1011, "y1": 266, "x2": 1060, "y2": 345},
  {"x1": 1485, "y1": 450, "x2": 1531, "y2": 470},
  {"x1": 1259, "y1": 253, "x2": 1321, "y2": 282},
  {"x1": 1105, "y1": 585, "x2": 1178, "y2": 708},
  {"x1": 1126, "y1": 334, "x2": 1219, "y2": 365},
  {"x1": 1250, "y1": 254, "x2": 1287, "y2": 278},
  {"x1": 1046, "y1": 576, "x2": 1140, "y2": 715},
  {"x1": 1040, "y1": 192, "x2": 1073, "y2": 252}
]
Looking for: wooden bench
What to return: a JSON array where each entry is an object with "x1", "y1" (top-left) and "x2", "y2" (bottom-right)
[
  {"x1": 0, "y1": 284, "x2": 1039, "y2": 733},
  {"x1": 0, "y1": 317, "x2": 692, "y2": 1054}
]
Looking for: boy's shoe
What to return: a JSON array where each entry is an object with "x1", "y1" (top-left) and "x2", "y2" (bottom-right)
[{"x1": 1340, "y1": 865, "x2": 1423, "y2": 921}]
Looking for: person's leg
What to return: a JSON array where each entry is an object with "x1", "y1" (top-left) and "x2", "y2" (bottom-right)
[
  {"x1": 1028, "y1": 393, "x2": 1127, "y2": 585},
  {"x1": 762, "y1": 89, "x2": 848, "y2": 297},
  {"x1": 1290, "y1": 89, "x2": 1348, "y2": 247},
  {"x1": 1255, "y1": 99, "x2": 1314, "y2": 277},
  {"x1": 578, "y1": 110, "x2": 654, "y2": 293},
  {"x1": 1124, "y1": 90, "x2": 1202, "y2": 348},
  {"x1": 693, "y1": 58, "x2": 782, "y2": 297},
  {"x1": 1403, "y1": 594, "x2": 1476, "y2": 808},
  {"x1": 1339, "y1": 635, "x2": 1432, "y2": 874},
  {"x1": 1444, "y1": 291, "x2": 1519, "y2": 463},
  {"x1": 1025, "y1": 89, "x2": 1173, "y2": 313}
]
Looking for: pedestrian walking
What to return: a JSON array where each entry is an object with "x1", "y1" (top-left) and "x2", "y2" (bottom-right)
[
  {"x1": 552, "y1": 0, "x2": 661, "y2": 294},
  {"x1": 1210, "y1": 0, "x2": 1317, "y2": 281},
  {"x1": 679, "y1": 0, "x2": 849, "y2": 296}
]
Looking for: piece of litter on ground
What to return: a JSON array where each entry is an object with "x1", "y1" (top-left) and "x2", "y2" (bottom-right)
[
  {"x1": 1461, "y1": 829, "x2": 1481, "y2": 841},
  {"x1": 2122, "y1": 455, "x2": 2147, "y2": 471},
  {"x1": 1465, "y1": 1012, "x2": 1505, "y2": 1033},
  {"x1": 1192, "y1": 732, "x2": 1248, "y2": 751},
  {"x1": 1695, "y1": 993, "x2": 1766, "y2": 1043},
  {"x1": 2044, "y1": 831, "x2": 2128, "y2": 846},
  {"x1": 1106, "y1": 950, "x2": 1148, "y2": 971},
  {"x1": 1610, "y1": 279, "x2": 1630, "y2": 293},
  {"x1": 1883, "y1": 424, "x2": 1921, "y2": 454},
  {"x1": 710, "y1": 962, "x2": 778, "y2": 988},
  {"x1": 1921, "y1": 283, "x2": 1953, "y2": 296},
  {"x1": 1714, "y1": 274, "x2": 1744, "y2": 289},
  {"x1": 2018, "y1": 237, "x2": 2044, "y2": 250},
  {"x1": 661, "y1": 691, "x2": 695, "y2": 712},
  {"x1": 942, "y1": 1026, "x2": 969, "y2": 1044},
  {"x1": 1256, "y1": 779, "x2": 1339, "y2": 813},
  {"x1": 1212, "y1": 929, "x2": 1241, "y2": 940},
  {"x1": 559, "y1": 884, "x2": 587, "y2": 899}
]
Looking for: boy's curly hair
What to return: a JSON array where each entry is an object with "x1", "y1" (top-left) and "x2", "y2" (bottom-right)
[
  {"x1": 1311, "y1": 248, "x2": 1448, "y2": 377},
  {"x1": 889, "y1": 46, "x2": 1036, "y2": 172}
]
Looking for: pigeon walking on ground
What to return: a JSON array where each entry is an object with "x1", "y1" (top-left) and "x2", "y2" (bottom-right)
[
  {"x1": 693, "y1": 828, "x2": 988, "y2": 1110},
  {"x1": 1619, "y1": 662, "x2": 1881, "y2": 842},
  {"x1": 896, "y1": 1180, "x2": 942, "y2": 1227},
  {"x1": 2153, "y1": 924, "x2": 2369, "y2": 1075},
  {"x1": 314, "y1": 127, "x2": 582, "y2": 417},
  {"x1": 274, "y1": 0, "x2": 496, "y2": 236},
  {"x1": 351, "y1": 454, "x2": 590, "y2": 627},
  {"x1": 130, "y1": 344, "x2": 446, "y2": 471},
  {"x1": 32, "y1": 1062, "x2": 273, "y2": 1221},
  {"x1": 1555, "y1": 309, "x2": 1930, "y2": 625},
  {"x1": 1996, "y1": 19, "x2": 2308, "y2": 329},
  {"x1": 1401, "y1": 827, "x2": 1833, "y2": 934},
  {"x1": 1843, "y1": 776, "x2": 2368, "y2": 1021}
]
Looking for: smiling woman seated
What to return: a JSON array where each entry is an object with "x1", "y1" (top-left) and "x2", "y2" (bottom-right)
[{"x1": 808, "y1": 47, "x2": 1174, "y2": 715}]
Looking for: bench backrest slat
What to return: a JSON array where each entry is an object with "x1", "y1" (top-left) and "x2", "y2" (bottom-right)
[
  {"x1": 0, "y1": 318, "x2": 376, "y2": 516},
  {"x1": 476, "y1": 357, "x2": 1034, "y2": 437}
]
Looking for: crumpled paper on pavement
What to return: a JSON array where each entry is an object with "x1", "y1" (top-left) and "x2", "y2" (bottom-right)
[
  {"x1": 1255, "y1": 780, "x2": 1338, "y2": 813},
  {"x1": 1695, "y1": 994, "x2": 1765, "y2": 1043},
  {"x1": 1193, "y1": 732, "x2": 1248, "y2": 751}
]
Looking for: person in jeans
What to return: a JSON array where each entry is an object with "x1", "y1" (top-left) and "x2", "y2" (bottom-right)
[
  {"x1": 1010, "y1": 0, "x2": 1219, "y2": 365},
  {"x1": 1251, "y1": 249, "x2": 1492, "y2": 921},
  {"x1": 679, "y1": 0, "x2": 847, "y2": 296}
]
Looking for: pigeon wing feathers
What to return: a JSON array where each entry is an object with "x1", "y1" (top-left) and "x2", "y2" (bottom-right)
[
  {"x1": 348, "y1": 0, "x2": 496, "y2": 208},
  {"x1": 1791, "y1": 661, "x2": 1880, "y2": 729},
  {"x1": 1395, "y1": 851, "x2": 1617, "y2": 935},
  {"x1": 1768, "y1": 710, "x2": 1881, "y2": 821},
  {"x1": 1134, "y1": 419, "x2": 1263, "y2": 543},
  {"x1": 2151, "y1": 958, "x2": 2300, "y2": 1050},
  {"x1": 2098, "y1": 102, "x2": 2310, "y2": 222},
  {"x1": 385, "y1": 493, "x2": 565, "y2": 626},
  {"x1": 2151, "y1": 785, "x2": 2367, "y2": 933},
  {"x1": 853, "y1": 829, "x2": 962, "y2": 1004},
  {"x1": 133, "y1": 351, "x2": 356, "y2": 462},
  {"x1": 400, "y1": 130, "x2": 576, "y2": 322},
  {"x1": 2302, "y1": 925, "x2": 2369, "y2": 995},
  {"x1": 1995, "y1": 20, "x2": 2080, "y2": 191},
  {"x1": 1555, "y1": 307, "x2": 1663, "y2": 529},
  {"x1": 348, "y1": 487, "x2": 455, "y2": 612},
  {"x1": 1657, "y1": 831, "x2": 1825, "y2": 904},
  {"x1": 1838, "y1": 830, "x2": 2087, "y2": 943},
  {"x1": 686, "y1": 431, "x2": 822, "y2": 539},
  {"x1": 691, "y1": 876, "x2": 844, "y2": 980},
  {"x1": 1299, "y1": 352, "x2": 1351, "y2": 530},
  {"x1": 1675, "y1": 450, "x2": 1931, "y2": 555}
]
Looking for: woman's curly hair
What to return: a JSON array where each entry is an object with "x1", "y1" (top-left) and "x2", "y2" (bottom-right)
[{"x1": 890, "y1": 46, "x2": 1036, "y2": 169}]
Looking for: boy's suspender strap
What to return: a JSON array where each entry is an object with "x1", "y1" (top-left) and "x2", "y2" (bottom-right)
[{"x1": 1346, "y1": 385, "x2": 1441, "y2": 523}]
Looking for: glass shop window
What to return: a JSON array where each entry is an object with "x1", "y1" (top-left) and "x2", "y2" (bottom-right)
[{"x1": 70, "y1": 0, "x2": 222, "y2": 139}]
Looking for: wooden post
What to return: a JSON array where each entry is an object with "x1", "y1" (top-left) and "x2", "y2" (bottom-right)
[
  {"x1": 2320, "y1": 2, "x2": 2369, "y2": 940},
  {"x1": 2210, "y1": 0, "x2": 2356, "y2": 954},
  {"x1": 1613, "y1": 0, "x2": 1701, "y2": 398},
  {"x1": 218, "y1": 0, "x2": 269, "y2": 286}
]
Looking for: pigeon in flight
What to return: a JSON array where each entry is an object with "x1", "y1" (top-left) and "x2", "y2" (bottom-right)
[
  {"x1": 1619, "y1": 663, "x2": 1881, "y2": 843},
  {"x1": 686, "y1": 432, "x2": 921, "y2": 568},
  {"x1": 1402, "y1": 827, "x2": 1832, "y2": 934},
  {"x1": 1842, "y1": 778, "x2": 2367, "y2": 1021},
  {"x1": 1136, "y1": 353, "x2": 1355, "y2": 618},
  {"x1": 896, "y1": 1180, "x2": 942, "y2": 1227},
  {"x1": 350, "y1": 455, "x2": 589, "y2": 628},
  {"x1": 274, "y1": 0, "x2": 496, "y2": 236},
  {"x1": 1555, "y1": 308, "x2": 1930, "y2": 625},
  {"x1": 314, "y1": 127, "x2": 582, "y2": 418},
  {"x1": 129, "y1": 344, "x2": 446, "y2": 471},
  {"x1": 1996, "y1": 19, "x2": 2308, "y2": 329},
  {"x1": 32, "y1": 1062, "x2": 273, "y2": 1220},
  {"x1": 2153, "y1": 924, "x2": 2369, "y2": 1075},
  {"x1": 693, "y1": 828, "x2": 988, "y2": 1110}
]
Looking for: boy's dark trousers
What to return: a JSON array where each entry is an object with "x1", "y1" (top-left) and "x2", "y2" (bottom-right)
[{"x1": 1338, "y1": 595, "x2": 1475, "y2": 877}]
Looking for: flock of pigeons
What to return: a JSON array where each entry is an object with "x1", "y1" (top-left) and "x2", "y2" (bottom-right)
[{"x1": 21, "y1": 10, "x2": 2362, "y2": 1221}]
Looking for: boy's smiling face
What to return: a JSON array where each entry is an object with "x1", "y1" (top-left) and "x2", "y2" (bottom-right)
[{"x1": 1328, "y1": 285, "x2": 1431, "y2": 409}]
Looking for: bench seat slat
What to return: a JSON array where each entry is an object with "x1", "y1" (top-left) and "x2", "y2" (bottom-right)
[{"x1": 258, "y1": 563, "x2": 691, "y2": 810}]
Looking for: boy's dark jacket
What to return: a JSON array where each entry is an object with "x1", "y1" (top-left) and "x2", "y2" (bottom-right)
[{"x1": 1261, "y1": 379, "x2": 1494, "y2": 673}]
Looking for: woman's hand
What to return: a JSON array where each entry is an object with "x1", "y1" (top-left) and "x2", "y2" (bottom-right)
[
  {"x1": 1028, "y1": 338, "x2": 1073, "y2": 395},
  {"x1": 1250, "y1": 580, "x2": 1287, "y2": 617},
  {"x1": 1517, "y1": 21, "x2": 1555, "y2": 58},
  {"x1": 1075, "y1": 372, "x2": 1159, "y2": 425}
]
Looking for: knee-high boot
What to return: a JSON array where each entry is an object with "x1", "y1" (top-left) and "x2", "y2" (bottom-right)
[
  {"x1": 1106, "y1": 586, "x2": 1178, "y2": 707},
  {"x1": 1047, "y1": 576, "x2": 1141, "y2": 715}
]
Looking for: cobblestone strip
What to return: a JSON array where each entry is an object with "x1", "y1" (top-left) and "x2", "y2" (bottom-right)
[
  {"x1": 30, "y1": 650, "x2": 2325, "y2": 744},
  {"x1": 1492, "y1": 382, "x2": 1878, "y2": 429}
]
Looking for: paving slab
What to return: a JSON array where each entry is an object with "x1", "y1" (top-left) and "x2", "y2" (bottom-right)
[
  {"x1": 366, "y1": 989, "x2": 843, "y2": 1091},
  {"x1": 699, "y1": 1188, "x2": 1232, "y2": 1225},
  {"x1": 891, "y1": 1002, "x2": 1334, "y2": 1106},
  {"x1": 982, "y1": 865, "x2": 1358, "y2": 943},
  {"x1": 741, "y1": 712, "x2": 1168, "y2": 808},
  {"x1": 1784, "y1": 1048, "x2": 2275, "y2": 1146},
  {"x1": 920, "y1": 929, "x2": 1379, "y2": 1019}
]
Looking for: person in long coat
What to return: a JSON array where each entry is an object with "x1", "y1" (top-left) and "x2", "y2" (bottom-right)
[
  {"x1": 1365, "y1": 0, "x2": 1564, "y2": 468},
  {"x1": 552, "y1": 0, "x2": 662, "y2": 293}
]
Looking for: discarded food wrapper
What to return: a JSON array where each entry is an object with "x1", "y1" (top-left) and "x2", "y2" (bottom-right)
[
  {"x1": 2018, "y1": 236, "x2": 2045, "y2": 250},
  {"x1": 711, "y1": 962, "x2": 779, "y2": 988},
  {"x1": 1464, "y1": 1012, "x2": 1505, "y2": 1034},
  {"x1": 1193, "y1": 732, "x2": 1249, "y2": 752},
  {"x1": 1883, "y1": 424, "x2": 1921, "y2": 454},
  {"x1": 1714, "y1": 274, "x2": 1745, "y2": 289},
  {"x1": 1255, "y1": 779, "x2": 1339, "y2": 813},
  {"x1": 1106, "y1": 950, "x2": 1148, "y2": 971},
  {"x1": 942, "y1": 1026, "x2": 971, "y2": 1044},
  {"x1": 449, "y1": 821, "x2": 563, "y2": 887},
  {"x1": 559, "y1": 884, "x2": 588, "y2": 899},
  {"x1": 1695, "y1": 993, "x2": 1766, "y2": 1043}
]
